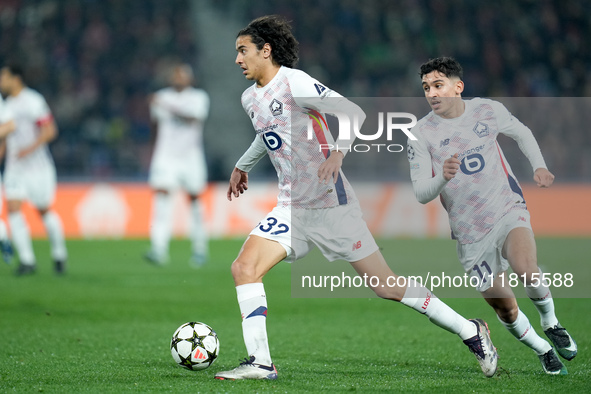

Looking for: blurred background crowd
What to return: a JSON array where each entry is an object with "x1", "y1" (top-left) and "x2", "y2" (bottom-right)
[
  {"x1": 0, "y1": 0, "x2": 590, "y2": 181},
  {"x1": 0, "y1": 0, "x2": 195, "y2": 179}
]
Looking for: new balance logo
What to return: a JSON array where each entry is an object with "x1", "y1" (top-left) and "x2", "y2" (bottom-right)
[
  {"x1": 352, "y1": 241, "x2": 362, "y2": 251},
  {"x1": 440, "y1": 138, "x2": 450, "y2": 147}
]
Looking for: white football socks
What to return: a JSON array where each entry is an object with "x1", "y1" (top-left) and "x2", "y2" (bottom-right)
[
  {"x1": 150, "y1": 192, "x2": 173, "y2": 258},
  {"x1": 8, "y1": 212, "x2": 35, "y2": 265},
  {"x1": 400, "y1": 279, "x2": 477, "y2": 340},
  {"x1": 499, "y1": 309, "x2": 551, "y2": 355},
  {"x1": 189, "y1": 199, "x2": 208, "y2": 257},
  {"x1": 524, "y1": 269, "x2": 559, "y2": 330},
  {"x1": 42, "y1": 211, "x2": 68, "y2": 262},
  {"x1": 236, "y1": 283, "x2": 272, "y2": 367}
]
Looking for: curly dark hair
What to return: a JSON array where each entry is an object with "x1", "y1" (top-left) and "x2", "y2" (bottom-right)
[
  {"x1": 237, "y1": 15, "x2": 299, "y2": 68},
  {"x1": 2, "y1": 62, "x2": 26, "y2": 81},
  {"x1": 419, "y1": 57, "x2": 463, "y2": 80}
]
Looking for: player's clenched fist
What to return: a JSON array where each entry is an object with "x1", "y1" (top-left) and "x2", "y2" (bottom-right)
[
  {"x1": 443, "y1": 153, "x2": 461, "y2": 181},
  {"x1": 533, "y1": 167, "x2": 555, "y2": 188}
]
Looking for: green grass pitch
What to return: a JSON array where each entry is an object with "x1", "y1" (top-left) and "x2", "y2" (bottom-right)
[{"x1": 1, "y1": 238, "x2": 589, "y2": 392}]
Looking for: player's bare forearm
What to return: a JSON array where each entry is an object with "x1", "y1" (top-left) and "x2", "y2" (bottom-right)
[
  {"x1": 318, "y1": 150, "x2": 344, "y2": 185},
  {"x1": 534, "y1": 168, "x2": 554, "y2": 188},
  {"x1": 227, "y1": 167, "x2": 249, "y2": 201}
]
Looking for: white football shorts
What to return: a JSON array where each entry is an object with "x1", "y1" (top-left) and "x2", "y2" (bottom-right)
[
  {"x1": 4, "y1": 165, "x2": 57, "y2": 209},
  {"x1": 250, "y1": 202, "x2": 379, "y2": 263},
  {"x1": 149, "y1": 154, "x2": 207, "y2": 195},
  {"x1": 457, "y1": 207, "x2": 532, "y2": 292}
]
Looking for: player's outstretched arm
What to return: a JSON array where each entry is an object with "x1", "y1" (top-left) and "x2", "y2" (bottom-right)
[
  {"x1": 534, "y1": 167, "x2": 555, "y2": 188},
  {"x1": 227, "y1": 167, "x2": 249, "y2": 201},
  {"x1": 227, "y1": 136, "x2": 267, "y2": 201}
]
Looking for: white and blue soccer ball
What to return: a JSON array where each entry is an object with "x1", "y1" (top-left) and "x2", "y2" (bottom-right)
[{"x1": 170, "y1": 322, "x2": 220, "y2": 370}]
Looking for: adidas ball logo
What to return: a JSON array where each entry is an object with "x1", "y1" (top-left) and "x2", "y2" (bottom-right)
[{"x1": 194, "y1": 349, "x2": 207, "y2": 360}]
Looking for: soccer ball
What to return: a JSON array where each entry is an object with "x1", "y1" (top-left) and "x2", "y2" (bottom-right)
[{"x1": 170, "y1": 322, "x2": 220, "y2": 370}]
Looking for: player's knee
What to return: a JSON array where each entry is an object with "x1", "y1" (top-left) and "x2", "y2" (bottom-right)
[
  {"x1": 496, "y1": 303, "x2": 519, "y2": 323},
  {"x1": 231, "y1": 257, "x2": 258, "y2": 283},
  {"x1": 507, "y1": 254, "x2": 538, "y2": 280}
]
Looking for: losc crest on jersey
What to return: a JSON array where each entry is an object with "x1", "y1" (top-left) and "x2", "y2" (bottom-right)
[
  {"x1": 269, "y1": 99, "x2": 283, "y2": 116},
  {"x1": 473, "y1": 121, "x2": 489, "y2": 137}
]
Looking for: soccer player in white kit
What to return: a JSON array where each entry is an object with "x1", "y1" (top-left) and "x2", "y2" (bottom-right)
[
  {"x1": 0, "y1": 64, "x2": 68, "y2": 275},
  {"x1": 407, "y1": 57, "x2": 577, "y2": 375},
  {"x1": 0, "y1": 95, "x2": 16, "y2": 262},
  {"x1": 214, "y1": 16, "x2": 498, "y2": 381},
  {"x1": 145, "y1": 64, "x2": 210, "y2": 267}
]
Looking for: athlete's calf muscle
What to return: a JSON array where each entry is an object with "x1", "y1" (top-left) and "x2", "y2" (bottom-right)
[{"x1": 350, "y1": 250, "x2": 406, "y2": 300}]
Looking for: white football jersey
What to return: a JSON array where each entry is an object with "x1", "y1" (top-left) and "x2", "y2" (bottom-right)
[
  {"x1": 240, "y1": 66, "x2": 357, "y2": 209},
  {"x1": 4, "y1": 87, "x2": 55, "y2": 172},
  {"x1": 408, "y1": 98, "x2": 546, "y2": 244},
  {"x1": 150, "y1": 87, "x2": 209, "y2": 163},
  {"x1": 0, "y1": 96, "x2": 12, "y2": 124}
]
